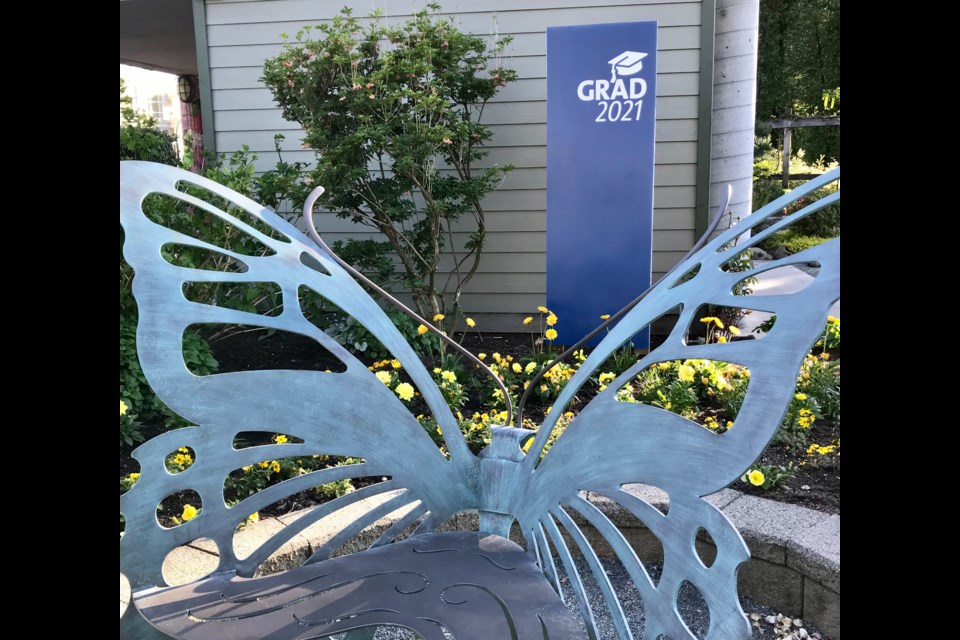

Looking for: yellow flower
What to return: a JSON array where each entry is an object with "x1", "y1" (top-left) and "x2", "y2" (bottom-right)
[
  {"x1": 242, "y1": 465, "x2": 252, "y2": 472},
  {"x1": 827, "y1": 315, "x2": 839, "y2": 324},
  {"x1": 478, "y1": 353, "x2": 486, "y2": 360},
  {"x1": 258, "y1": 461, "x2": 270, "y2": 469},
  {"x1": 599, "y1": 372, "x2": 616, "y2": 385},
  {"x1": 821, "y1": 352, "x2": 831, "y2": 360},
  {"x1": 181, "y1": 504, "x2": 199, "y2": 522},
  {"x1": 658, "y1": 362, "x2": 671, "y2": 371},
  {"x1": 747, "y1": 470, "x2": 765, "y2": 486},
  {"x1": 247, "y1": 512, "x2": 259, "y2": 524},
  {"x1": 525, "y1": 362, "x2": 537, "y2": 374},
  {"x1": 523, "y1": 316, "x2": 533, "y2": 325},
  {"x1": 701, "y1": 376, "x2": 710, "y2": 385},
  {"x1": 492, "y1": 352, "x2": 502, "y2": 362},
  {"x1": 699, "y1": 316, "x2": 717, "y2": 324},
  {"x1": 600, "y1": 314, "x2": 611, "y2": 320},
  {"x1": 433, "y1": 313, "x2": 445, "y2": 321},
  {"x1": 395, "y1": 382, "x2": 415, "y2": 401},
  {"x1": 441, "y1": 370, "x2": 457, "y2": 383},
  {"x1": 390, "y1": 359, "x2": 402, "y2": 369},
  {"x1": 129, "y1": 473, "x2": 140, "y2": 481},
  {"x1": 417, "y1": 324, "x2": 428, "y2": 335},
  {"x1": 728, "y1": 326, "x2": 741, "y2": 336},
  {"x1": 120, "y1": 400, "x2": 129, "y2": 416},
  {"x1": 726, "y1": 421, "x2": 734, "y2": 429},
  {"x1": 678, "y1": 365, "x2": 695, "y2": 382},
  {"x1": 716, "y1": 335, "x2": 727, "y2": 343},
  {"x1": 512, "y1": 363, "x2": 522, "y2": 373},
  {"x1": 545, "y1": 328, "x2": 558, "y2": 341},
  {"x1": 271, "y1": 461, "x2": 281, "y2": 473},
  {"x1": 795, "y1": 393, "x2": 808, "y2": 401},
  {"x1": 538, "y1": 306, "x2": 549, "y2": 313},
  {"x1": 274, "y1": 434, "x2": 288, "y2": 444},
  {"x1": 714, "y1": 318, "x2": 725, "y2": 329},
  {"x1": 546, "y1": 313, "x2": 558, "y2": 326},
  {"x1": 540, "y1": 384, "x2": 548, "y2": 393},
  {"x1": 522, "y1": 438, "x2": 533, "y2": 453},
  {"x1": 375, "y1": 371, "x2": 393, "y2": 385},
  {"x1": 466, "y1": 317, "x2": 476, "y2": 328}
]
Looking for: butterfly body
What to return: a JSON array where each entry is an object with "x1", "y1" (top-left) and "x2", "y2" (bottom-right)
[{"x1": 120, "y1": 161, "x2": 839, "y2": 639}]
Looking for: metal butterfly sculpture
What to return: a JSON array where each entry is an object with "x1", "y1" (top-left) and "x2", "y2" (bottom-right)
[{"x1": 120, "y1": 161, "x2": 839, "y2": 639}]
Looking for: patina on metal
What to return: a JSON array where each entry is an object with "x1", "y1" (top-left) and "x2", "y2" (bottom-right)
[
  {"x1": 120, "y1": 161, "x2": 840, "y2": 639},
  {"x1": 135, "y1": 531, "x2": 585, "y2": 639}
]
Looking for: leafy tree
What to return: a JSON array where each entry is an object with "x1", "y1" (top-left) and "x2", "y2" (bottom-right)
[
  {"x1": 757, "y1": 0, "x2": 840, "y2": 165},
  {"x1": 262, "y1": 4, "x2": 516, "y2": 325}
]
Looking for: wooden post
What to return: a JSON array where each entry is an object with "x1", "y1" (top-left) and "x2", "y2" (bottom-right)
[
  {"x1": 781, "y1": 125, "x2": 792, "y2": 188},
  {"x1": 764, "y1": 114, "x2": 839, "y2": 187}
]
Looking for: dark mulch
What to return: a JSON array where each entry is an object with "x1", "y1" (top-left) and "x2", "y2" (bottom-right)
[{"x1": 121, "y1": 328, "x2": 839, "y2": 525}]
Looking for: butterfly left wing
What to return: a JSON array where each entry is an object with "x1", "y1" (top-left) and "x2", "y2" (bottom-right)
[
  {"x1": 502, "y1": 170, "x2": 840, "y2": 639},
  {"x1": 119, "y1": 161, "x2": 479, "y2": 595}
]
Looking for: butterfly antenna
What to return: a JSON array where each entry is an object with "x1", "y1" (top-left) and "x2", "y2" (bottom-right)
[
  {"x1": 303, "y1": 187, "x2": 515, "y2": 425},
  {"x1": 515, "y1": 184, "x2": 733, "y2": 426}
]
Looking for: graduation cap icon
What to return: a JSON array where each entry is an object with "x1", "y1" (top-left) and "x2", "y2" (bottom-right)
[{"x1": 608, "y1": 51, "x2": 648, "y2": 82}]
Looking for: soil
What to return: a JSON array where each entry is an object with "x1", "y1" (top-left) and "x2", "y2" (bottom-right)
[{"x1": 120, "y1": 329, "x2": 839, "y2": 528}]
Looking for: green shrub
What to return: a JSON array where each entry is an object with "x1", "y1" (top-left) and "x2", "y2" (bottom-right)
[
  {"x1": 261, "y1": 4, "x2": 516, "y2": 327},
  {"x1": 120, "y1": 79, "x2": 179, "y2": 166}
]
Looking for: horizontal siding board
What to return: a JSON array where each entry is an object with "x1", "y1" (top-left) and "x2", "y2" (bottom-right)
[
  {"x1": 307, "y1": 206, "x2": 695, "y2": 236},
  {"x1": 310, "y1": 228, "x2": 690, "y2": 254},
  {"x1": 457, "y1": 273, "x2": 545, "y2": 294},
  {"x1": 217, "y1": 136, "x2": 698, "y2": 169},
  {"x1": 208, "y1": 0, "x2": 695, "y2": 21},
  {"x1": 208, "y1": 44, "x2": 700, "y2": 75},
  {"x1": 423, "y1": 250, "x2": 686, "y2": 274},
  {"x1": 210, "y1": 72, "x2": 698, "y2": 109},
  {"x1": 212, "y1": 96, "x2": 697, "y2": 130},
  {"x1": 206, "y1": 1, "x2": 702, "y2": 29},
  {"x1": 210, "y1": 21, "x2": 700, "y2": 50}
]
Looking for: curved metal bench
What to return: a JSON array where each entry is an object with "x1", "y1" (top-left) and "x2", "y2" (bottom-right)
[{"x1": 120, "y1": 161, "x2": 840, "y2": 639}]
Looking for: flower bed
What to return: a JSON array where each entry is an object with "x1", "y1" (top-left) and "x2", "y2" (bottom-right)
[{"x1": 120, "y1": 310, "x2": 840, "y2": 528}]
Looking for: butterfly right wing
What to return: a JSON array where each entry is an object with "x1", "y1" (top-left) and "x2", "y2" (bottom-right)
[{"x1": 504, "y1": 170, "x2": 840, "y2": 639}]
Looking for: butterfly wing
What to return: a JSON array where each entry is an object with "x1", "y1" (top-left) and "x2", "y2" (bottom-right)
[
  {"x1": 119, "y1": 161, "x2": 478, "y2": 593},
  {"x1": 506, "y1": 170, "x2": 840, "y2": 639}
]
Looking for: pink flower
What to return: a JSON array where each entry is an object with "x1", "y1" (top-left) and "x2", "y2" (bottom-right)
[
  {"x1": 353, "y1": 84, "x2": 362, "y2": 91},
  {"x1": 368, "y1": 94, "x2": 376, "y2": 99},
  {"x1": 287, "y1": 79, "x2": 295, "y2": 87},
  {"x1": 282, "y1": 60, "x2": 292, "y2": 68},
  {"x1": 305, "y1": 50, "x2": 314, "y2": 59},
  {"x1": 365, "y1": 82, "x2": 374, "y2": 89},
  {"x1": 303, "y1": 177, "x2": 314, "y2": 185},
  {"x1": 442, "y1": 137, "x2": 453, "y2": 145}
]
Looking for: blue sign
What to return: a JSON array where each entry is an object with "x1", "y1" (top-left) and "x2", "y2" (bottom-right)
[{"x1": 546, "y1": 21, "x2": 657, "y2": 348}]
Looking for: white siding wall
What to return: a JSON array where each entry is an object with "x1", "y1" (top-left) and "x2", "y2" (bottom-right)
[{"x1": 205, "y1": 0, "x2": 703, "y2": 329}]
